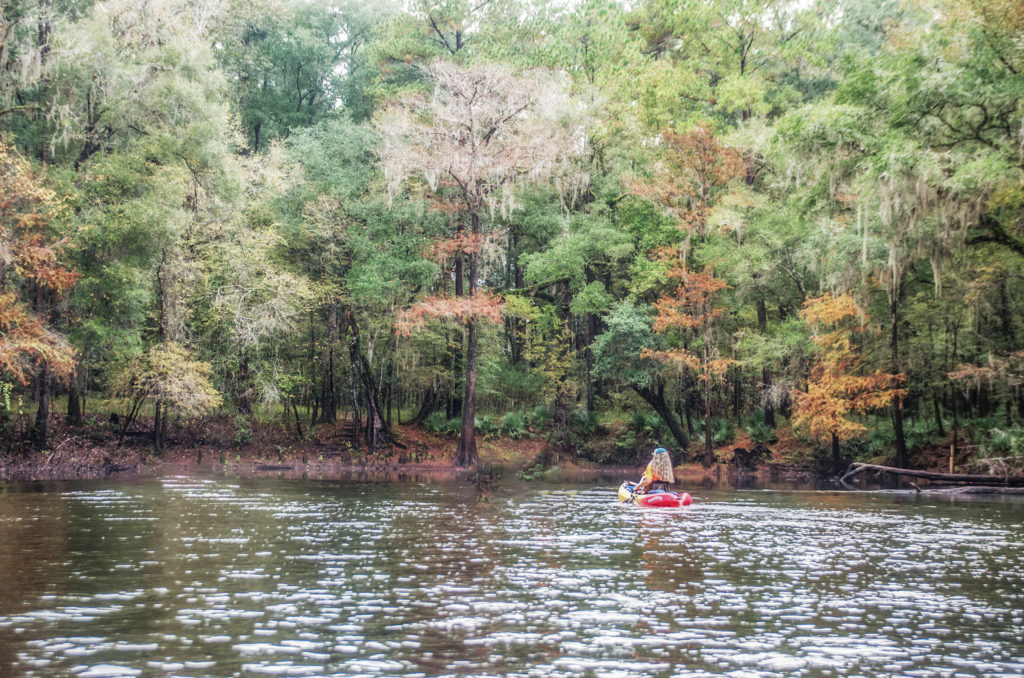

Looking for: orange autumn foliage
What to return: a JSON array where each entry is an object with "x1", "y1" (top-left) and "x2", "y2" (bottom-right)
[
  {"x1": 645, "y1": 266, "x2": 736, "y2": 381},
  {"x1": 0, "y1": 142, "x2": 78, "y2": 386},
  {"x1": 395, "y1": 292, "x2": 504, "y2": 337},
  {"x1": 792, "y1": 293, "x2": 905, "y2": 444},
  {"x1": 651, "y1": 268, "x2": 729, "y2": 332},
  {"x1": 425, "y1": 232, "x2": 486, "y2": 264},
  {"x1": 627, "y1": 123, "x2": 745, "y2": 237},
  {"x1": 948, "y1": 350, "x2": 1024, "y2": 389}
]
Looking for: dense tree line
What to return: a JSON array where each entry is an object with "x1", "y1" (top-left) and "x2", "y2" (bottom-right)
[{"x1": 1, "y1": 0, "x2": 1021, "y2": 471}]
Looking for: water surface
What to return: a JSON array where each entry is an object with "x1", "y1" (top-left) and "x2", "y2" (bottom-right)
[{"x1": 0, "y1": 476, "x2": 1022, "y2": 677}]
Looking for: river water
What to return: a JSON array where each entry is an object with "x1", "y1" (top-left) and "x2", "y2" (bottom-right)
[{"x1": 0, "y1": 475, "x2": 1022, "y2": 677}]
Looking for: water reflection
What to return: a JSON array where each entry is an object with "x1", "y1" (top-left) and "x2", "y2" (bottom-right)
[{"x1": 0, "y1": 478, "x2": 1021, "y2": 677}]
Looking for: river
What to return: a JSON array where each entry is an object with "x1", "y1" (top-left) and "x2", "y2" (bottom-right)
[{"x1": 0, "y1": 475, "x2": 1022, "y2": 677}]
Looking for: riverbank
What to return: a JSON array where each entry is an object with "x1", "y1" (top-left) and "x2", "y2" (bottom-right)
[{"x1": 0, "y1": 414, "x2": 823, "y2": 483}]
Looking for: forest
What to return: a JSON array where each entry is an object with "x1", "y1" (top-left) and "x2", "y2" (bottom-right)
[{"x1": 1, "y1": 0, "x2": 1022, "y2": 474}]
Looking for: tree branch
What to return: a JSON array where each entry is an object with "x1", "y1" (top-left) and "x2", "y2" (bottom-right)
[
  {"x1": 965, "y1": 215, "x2": 1024, "y2": 258},
  {"x1": 427, "y1": 14, "x2": 456, "y2": 55},
  {"x1": 0, "y1": 104, "x2": 44, "y2": 118}
]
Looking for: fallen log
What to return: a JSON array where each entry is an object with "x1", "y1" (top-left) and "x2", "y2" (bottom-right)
[{"x1": 840, "y1": 462, "x2": 1024, "y2": 486}]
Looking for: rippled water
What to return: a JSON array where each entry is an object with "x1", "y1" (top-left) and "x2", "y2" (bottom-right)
[{"x1": 1, "y1": 476, "x2": 1022, "y2": 677}]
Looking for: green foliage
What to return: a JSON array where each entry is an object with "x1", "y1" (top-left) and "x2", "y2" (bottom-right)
[
  {"x1": 232, "y1": 414, "x2": 253, "y2": 448},
  {"x1": 712, "y1": 419, "x2": 736, "y2": 446},
  {"x1": 500, "y1": 411, "x2": 528, "y2": 440},
  {"x1": 572, "y1": 409, "x2": 600, "y2": 437},
  {"x1": 423, "y1": 412, "x2": 447, "y2": 435},
  {"x1": 0, "y1": 0, "x2": 1020, "y2": 473},
  {"x1": 903, "y1": 419, "x2": 941, "y2": 455},
  {"x1": 423, "y1": 412, "x2": 463, "y2": 438},
  {"x1": 111, "y1": 342, "x2": 223, "y2": 419},
  {"x1": 528, "y1": 405, "x2": 554, "y2": 429},
  {"x1": 481, "y1": 361, "x2": 545, "y2": 408},
  {"x1": 629, "y1": 412, "x2": 662, "y2": 437},
  {"x1": 520, "y1": 463, "x2": 563, "y2": 482},
  {"x1": 982, "y1": 427, "x2": 1024, "y2": 459},
  {"x1": 591, "y1": 302, "x2": 659, "y2": 390},
  {"x1": 443, "y1": 417, "x2": 463, "y2": 437},
  {"x1": 745, "y1": 419, "x2": 778, "y2": 446},
  {"x1": 0, "y1": 382, "x2": 11, "y2": 435},
  {"x1": 694, "y1": 418, "x2": 737, "y2": 448},
  {"x1": 475, "y1": 415, "x2": 499, "y2": 439}
]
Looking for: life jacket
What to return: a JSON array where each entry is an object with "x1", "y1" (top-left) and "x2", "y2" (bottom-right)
[{"x1": 641, "y1": 463, "x2": 671, "y2": 493}]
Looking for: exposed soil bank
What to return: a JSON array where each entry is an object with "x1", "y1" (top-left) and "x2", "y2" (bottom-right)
[{"x1": 0, "y1": 416, "x2": 824, "y2": 484}]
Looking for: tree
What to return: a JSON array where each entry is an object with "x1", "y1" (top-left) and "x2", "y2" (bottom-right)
[
  {"x1": 591, "y1": 301, "x2": 691, "y2": 453},
  {"x1": 382, "y1": 60, "x2": 582, "y2": 467},
  {"x1": 0, "y1": 142, "x2": 77, "y2": 449},
  {"x1": 213, "y1": 0, "x2": 388, "y2": 148},
  {"x1": 627, "y1": 123, "x2": 746, "y2": 465},
  {"x1": 628, "y1": 0, "x2": 833, "y2": 129},
  {"x1": 283, "y1": 118, "x2": 439, "y2": 449},
  {"x1": 111, "y1": 342, "x2": 222, "y2": 450},
  {"x1": 792, "y1": 293, "x2": 904, "y2": 470},
  {"x1": 645, "y1": 267, "x2": 735, "y2": 467}
]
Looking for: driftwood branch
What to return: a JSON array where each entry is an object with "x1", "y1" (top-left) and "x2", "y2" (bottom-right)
[{"x1": 840, "y1": 462, "x2": 1024, "y2": 486}]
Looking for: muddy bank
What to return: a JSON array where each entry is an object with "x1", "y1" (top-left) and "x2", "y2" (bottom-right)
[{"x1": 0, "y1": 415, "x2": 821, "y2": 484}]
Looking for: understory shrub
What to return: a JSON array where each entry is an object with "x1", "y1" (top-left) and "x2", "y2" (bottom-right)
[
  {"x1": 744, "y1": 418, "x2": 777, "y2": 445},
  {"x1": 982, "y1": 425, "x2": 1024, "y2": 458},
  {"x1": 476, "y1": 415, "x2": 499, "y2": 438},
  {"x1": 528, "y1": 404, "x2": 554, "y2": 429},
  {"x1": 501, "y1": 411, "x2": 528, "y2": 439},
  {"x1": 423, "y1": 411, "x2": 446, "y2": 434}
]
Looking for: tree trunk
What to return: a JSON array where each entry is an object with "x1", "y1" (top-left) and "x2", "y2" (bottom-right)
[
  {"x1": 347, "y1": 311, "x2": 393, "y2": 452},
  {"x1": 933, "y1": 393, "x2": 945, "y2": 437},
  {"x1": 891, "y1": 295, "x2": 907, "y2": 468},
  {"x1": 841, "y1": 462, "x2": 1024, "y2": 486},
  {"x1": 291, "y1": 399, "x2": 304, "y2": 439},
  {"x1": 951, "y1": 325, "x2": 960, "y2": 455},
  {"x1": 762, "y1": 367, "x2": 776, "y2": 427},
  {"x1": 455, "y1": 318, "x2": 478, "y2": 467},
  {"x1": 584, "y1": 267, "x2": 598, "y2": 412},
  {"x1": 237, "y1": 354, "x2": 252, "y2": 415},
  {"x1": 831, "y1": 431, "x2": 841, "y2": 471},
  {"x1": 634, "y1": 382, "x2": 689, "y2": 454},
  {"x1": 449, "y1": 217, "x2": 467, "y2": 420},
  {"x1": 348, "y1": 371, "x2": 361, "y2": 450},
  {"x1": 386, "y1": 378, "x2": 392, "y2": 430},
  {"x1": 308, "y1": 310, "x2": 318, "y2": 427},
  {"x1": 405, "y1": 386, "x2": 439, "y2": 426},
  {"x1": 756, "y1": 296, "x2": 776, "y2": 427},
  {"x1": 454, "y1": 255, "x2": 464, "y2": 295},
  {"x1": 160, "y1": 405, "x2": 169, "y2": 447},
  {"x1": 703, "y1": 343, "x2": 713, "y2": 468},
  {"x1": 32, "y1": 368, "x2": 51, "y2": 450},
  {"x1": 732, "y1": 371, "x2": 741, "y2": 423},
  {"x1": 319, "y1": 305, "x2": 339, "y2": 424},
  {"x1": 684, "y1": 378, "x2": 695, "y2": 436},
  {"x1": 153, "y1": 401, "x2": 163, "y2": 451},
  {"x1": 552, "y1": 282, "x2": 574, "y2": 460},
  {"x1": 67, "y1": 381, "x2": 83, "y2": 426},
  {"x1": 506, "y1": 228, "x2": 525, "y2": 366},
  {"x1": 454, "y1": 212, "x2": 480, "y2": 469}
]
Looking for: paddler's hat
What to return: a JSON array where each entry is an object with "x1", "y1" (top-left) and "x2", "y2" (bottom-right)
[{"x1": 653, "y1": 447, "x2": 667, "y2": 456}]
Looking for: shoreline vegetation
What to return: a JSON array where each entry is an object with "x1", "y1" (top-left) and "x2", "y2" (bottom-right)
[
  {"x1": 1, "y1": 0, "x2": 1022, "y2": 483},
  {"x1": 2, "y1": 406, "x2": 1017, "y2": 488}
]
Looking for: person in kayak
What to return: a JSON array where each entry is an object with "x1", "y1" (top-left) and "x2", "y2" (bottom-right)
[{"x1": 634, "y1": 447, "x2": 675, "y2": 494}]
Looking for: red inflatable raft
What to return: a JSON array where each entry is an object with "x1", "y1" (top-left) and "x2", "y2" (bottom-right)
[{"x1": 618, "y1": 482, "x2": 692, "y2": 507}]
